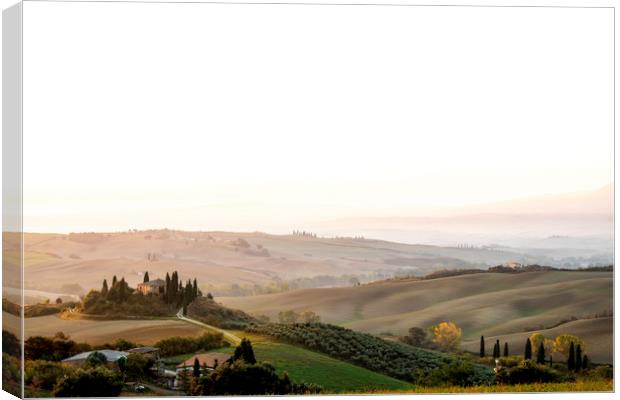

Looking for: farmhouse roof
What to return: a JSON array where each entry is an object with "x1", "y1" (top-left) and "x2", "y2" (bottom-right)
[
  {"x1": 62, "y1": 350, "x2": 129, "y2": 362},
  {"x1": 128, "y1": 346, "x2": 159, "y2": 354},
  {"x1": 176, "y1": 352, "x2": 231, "y2": 369}
]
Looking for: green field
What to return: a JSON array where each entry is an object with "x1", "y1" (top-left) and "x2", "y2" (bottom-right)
[{"x1": 164, "y1": 334, "x2": 414, "y2": 393}]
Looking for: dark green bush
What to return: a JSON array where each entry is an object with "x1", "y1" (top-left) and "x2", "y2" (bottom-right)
[
  {"x1": 53, "y1": 367, "x2": 123, "y2": 397},
  {"x1": 25, "y1": 360, "x2": 69, "y2": 390},
  {"x1": 496, "y1": 360, "x2": 571, "y2": 384},
  {"x1": 198, "y1": 360, "x2": 321, "y2": 395},
  {"x1": 417, "y1": 360, "x2": 494, "y2": 387}
]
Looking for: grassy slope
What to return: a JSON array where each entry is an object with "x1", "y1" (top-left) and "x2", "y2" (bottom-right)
[
  {"x1": 164, "y1": 333, "x2": 414, "y2": 393},
  {"x1": 220, "y1": 271, "x2": 611, "y2": 336}
]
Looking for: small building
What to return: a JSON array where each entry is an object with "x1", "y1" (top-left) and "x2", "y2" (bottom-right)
[
  {"x1": 62, "y1": 350, "x2": 129, "y2": 368},
  {"x1": 174, "y1": 352, "x2": 231, "y2": 388},
  {"x1": 137, "y1": 279, "x2": 165, "y2": 295},
  {"x1": 128, "y1": 346, "x2": 160, "y2": 360},
  {"x1": 129, "y1": 346, "x2": 163, "y2": 376}
]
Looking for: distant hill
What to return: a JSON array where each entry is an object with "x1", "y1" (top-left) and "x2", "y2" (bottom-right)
[
  {"x1": 22, "y1": 230, "x2": 550, "y2": 304},
  {"x1": 220, "y1": 270, "x2": 612, "y2": 362},
  {"x1": 315, "y1": 184, "x2": 613, "y2": 255}
]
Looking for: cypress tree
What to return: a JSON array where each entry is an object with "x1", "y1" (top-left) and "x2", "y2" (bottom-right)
[
  {"x1": 119, "y1": 278, "x2": 126, "y2": 302},
  {"x1": 241, "y1": 339, "x2": 257, "y2": 364},
  {"x1": 503, "y1": 342, "x2": 509, "y2": 357},
  {"x1": 524, "y1": 338, "x2": 532, "y2": 360},
  {"x1": 567, "y1": 342, "x2": 575, "y2": 371},
  {"x1": 493, "y1": 341, "x2": 499, "y2": 358},
  {"x1": 536, "y1": 342, "x2": 545, "y2": 364},
  {"x1": 144, "y1": 271, "x2": 150, "y2": 283},
  {"x1": 165, "y1": 272, "x2": 170, "y2": 303},
  {"x1": 575, "y1": 344, "x2": 582, "y2": 372},
  {"x1": 479, "y1": 336, "x2": 485, "y2": 358},
  {"x1": 101, "y1": 279, "x2": 109, "y2": 296},
  {"x1": 182, "y1": 303, "x2": 188, "y2": 316},
  {"x1": 193, "y1": 358, "x2": 201, "y2": 378},
  {"x1": 193, "y1": 278, "x2": 198, "y2": 299},
  {"x1": 582, "y1": 354, "x2": 589, "y2": 370},
  {"x1": 112, "y1": 275, "x2": 118, "y2": 287}
]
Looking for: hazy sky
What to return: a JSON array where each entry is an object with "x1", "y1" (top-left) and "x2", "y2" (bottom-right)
[{"x1": 23, "y1": 2, "x2": 613, "y2": 233}]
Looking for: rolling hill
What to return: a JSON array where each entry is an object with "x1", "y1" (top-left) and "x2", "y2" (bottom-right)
[
  {"x1": 220, "y1": 271, "x2": 612, "y2": 362},
  {"x1": 21, "y1": 230, "x2": 539, "y2": 304}
]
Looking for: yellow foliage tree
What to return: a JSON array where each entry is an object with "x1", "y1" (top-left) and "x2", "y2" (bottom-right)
[
  {"x1": 529, "y1": 332, "x2": 554, "y2": 355},
  {"x1": 432, "y1": 322, "x2": 462, "y2": 352},
  {"x1": 554, "y1": 334, "x2": 586, "y2": 358},
  {"x1": 529, "y1": 333, "x2": 544, "y2": 351}
]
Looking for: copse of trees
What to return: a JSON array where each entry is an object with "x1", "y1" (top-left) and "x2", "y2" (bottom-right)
[
  {"x1": 25, "y1": 332, "x2": 91, "y2": 362},
  {"x1": 86, "y1": 270, "x2": 201, "y2": 317},
  {"x1": 153, "y1": 332, "x2": 226, "y2": 357}
]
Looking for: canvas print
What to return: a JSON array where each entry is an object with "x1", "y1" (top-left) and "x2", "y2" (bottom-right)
[{"x1": 2, "y1": 1, "x2": 614, "y2": 397}]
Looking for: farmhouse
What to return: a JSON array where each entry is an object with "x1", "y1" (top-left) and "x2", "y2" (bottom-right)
[
  {"x1": 137, "y1": 278, "x2": 165, "y2": 295},
  {"x1": 174, "y1": 352, "x2": 231, "y2": 388}
]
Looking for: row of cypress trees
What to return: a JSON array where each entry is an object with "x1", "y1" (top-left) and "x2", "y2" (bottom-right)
[
  {"x1": 100, "y1": 275, "x2": 130, "y2": 303},
  {"x1": 163, "y1": 270, "x2": 200, "y2": 310},
  {"x1": 480, "y1": 336, "x2": 508, "y2": 358},
  {"x1": 482, "y1": 335, "x2": 589, "y2": 371}
]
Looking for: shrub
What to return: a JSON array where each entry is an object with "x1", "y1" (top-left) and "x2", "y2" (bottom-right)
[
  {"x1": 417, "y1": 360, "x2": 494, "y2": 387},
  {"x1": 401, "y1": 327, "x2": 428, "y2": 347},
  {"x1": 199, "y1": 360, "x2": 322, "y2": 395},
  {"x1": 3, "y1": 330, "x2": 20, "y2": 357},
  {"x1": 496, "y1": 360, "x2": 571, "y2": 385},
  {"x1": 155, "y1": 332, "x2": 226, "y2": 356},
  {"x1": 125, "y1": 353, "x2": 154, "y2": 380},
  {"x1": 25, "y1": 360, "x2": 69, "y2": 390},
  {"x1": 53, "y1": 367, "x2": 123, "y2": 397},
  {"x1": 583, "y1": 365, "x2": 613, "y2": 381}
]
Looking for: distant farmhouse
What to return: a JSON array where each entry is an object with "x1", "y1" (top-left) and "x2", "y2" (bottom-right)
[{"x1": 137, "y1": 278, "x2": 165, "y2": 295}]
